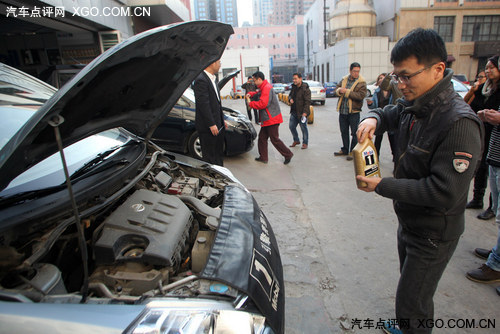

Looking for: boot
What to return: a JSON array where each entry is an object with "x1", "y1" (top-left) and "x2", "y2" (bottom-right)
[{"x1": 466, "y1": 189, "x2": 485, "y2": 209}]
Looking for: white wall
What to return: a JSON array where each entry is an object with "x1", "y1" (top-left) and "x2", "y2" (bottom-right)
[
  {"x1": 218, "y1": 48, "x2": 271, "y2": 96},
  {"x1": 314, "y1": 36, "x2": 391, "y2": 84}
]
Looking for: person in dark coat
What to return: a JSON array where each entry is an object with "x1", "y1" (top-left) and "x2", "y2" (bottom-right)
[
  {"x1": 356, "y1": 28, "x2": 483, "y2": 334},
  {"x1": 288, "y1": 73, "x2": 311, "y2": 149},
  {"x1": 193, "y1": 60, "x2": 226, "y2": 166},
  {"x1": 242, "y1": 76, "x2": 258, "y2": 123}
]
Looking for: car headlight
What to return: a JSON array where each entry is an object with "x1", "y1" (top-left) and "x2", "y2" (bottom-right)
[{"x1": 124, "y1": 300, "x2": 270, "y2": 334}]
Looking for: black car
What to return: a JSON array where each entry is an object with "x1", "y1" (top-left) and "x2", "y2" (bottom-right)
[
  {"x1": 152, "y1": 84, "x2": 257, "y2": 160},
  {"x1": 0, "y1": 21, "x2": 284, "y2": 334}
]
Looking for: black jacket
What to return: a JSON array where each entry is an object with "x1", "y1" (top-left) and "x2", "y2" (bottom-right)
[
  {"x1": 193, "y1": 71, "x2": 224, "y2": 134},
  {"x1": 367, "y1": 70, "x2": 484, "y2": 240},
  {"x1": 289, "y1": 82, "x2": 311, "y2": 117}
]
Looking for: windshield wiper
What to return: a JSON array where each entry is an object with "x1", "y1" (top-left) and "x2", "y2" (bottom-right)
[
  {"x1": 69, "y1": 145, "x2": 124, "y2": 180},
  {"x1": 0, "y1": 185, "x2": 66, "y2": 207}
]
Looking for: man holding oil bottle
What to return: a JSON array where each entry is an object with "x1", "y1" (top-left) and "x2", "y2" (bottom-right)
[{"x1": 355, "y1": 28, "x2": 483, "y2": 334}]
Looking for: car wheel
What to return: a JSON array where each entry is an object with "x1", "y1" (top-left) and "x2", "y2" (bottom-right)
[
  {"x1": 188, "y1": 131, "x2": 203, "y2": 160},
  {"x1": 320, "y1": 101, "x2": 325, "y2": 105}
]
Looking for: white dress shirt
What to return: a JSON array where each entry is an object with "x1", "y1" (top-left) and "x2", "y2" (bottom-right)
[{"x1": 204, "y1": 70, "x2": 220, "y2": 101}]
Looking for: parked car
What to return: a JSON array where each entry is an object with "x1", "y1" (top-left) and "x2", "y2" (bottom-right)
[
  {"x1": 230, "y1": 84, "x2": 244, "y2": 98},
  {"x1": 152, "y1": 87, "x2": 256, "y2": 160},
  {"x1": 453, "y1": 74, "x2": 470, "y2": 85},
  {"x1": 0, "y1": 21, "x2": 284, "y2": 334},
  {"x1": 366, "y1": 80, "x2": 378, "y2": 97},
  {"x1": 304, "y1": 80, "x2": 326, "y2": 105},
  {"x1": 272, "y1": 83, "x2": 286, "y2": 94},
  {"x1": 451, "y1": 77, "x2": 471, "y2": 98},
  {"x1": 324, "y1": 82, "x2": 337, "y2": 97}
]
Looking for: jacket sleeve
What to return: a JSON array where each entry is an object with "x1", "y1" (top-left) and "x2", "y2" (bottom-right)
[
  {"x1": 364, "y1": 104, "x2": 401, "y2": 134},
  {"x1": 249, "y1": 85, "x2": 270, "y2": 110},
  {"x1": 335, "y1": 80, "x2": 343, "y2": 97},
  {"x1": 368, "y1": 89, "x2": 379, "y2": 110},
  {"x1": 375, "y1": 118, "x2": 482, "y2": 209},
  {"x1": 194, "y1": 76, "x2": 216, "y2": 128},
  {"x1": 303, "y1": 86, "x2": 312, "y2": 115},
  {"x1": 345, "y1": 81, "x2": 367, "y2": 102}
]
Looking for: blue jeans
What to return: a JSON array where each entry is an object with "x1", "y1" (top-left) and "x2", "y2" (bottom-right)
[
  {"x1": 339, "y1": 113, "x2": 360, "y2": 154},
  {"x1": 289, "y1": 112, "x2": 308, "y2": 145},
  {"x1": 487, "y1": 165, "x2": 500, "y2": 271}
]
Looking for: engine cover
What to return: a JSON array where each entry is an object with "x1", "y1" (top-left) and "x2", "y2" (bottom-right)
[{"x1": 94, "y1": 189, "x2": 192, "y2": 267}]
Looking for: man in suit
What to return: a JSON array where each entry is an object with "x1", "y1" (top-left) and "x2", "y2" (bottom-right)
[{"x1": 193, "y1": 59, "x2": 226, "y2": 166}]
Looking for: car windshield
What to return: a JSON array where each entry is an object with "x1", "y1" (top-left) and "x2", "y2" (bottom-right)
[
  {"x1": 305, "y1": 81, "x2": 322, "y2": 87},
  {"x1": 452, "y1": 79, "x2": 468, "y2": 92},
  {"x1": 0, "y1": 68, "x2": 133, "y2": 195}
]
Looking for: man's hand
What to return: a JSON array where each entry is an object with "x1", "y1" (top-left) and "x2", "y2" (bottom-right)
[
  {"x1": 289, "y1": 98, "x2": 294, "y2": 104},
  {"x1": 210, "y1": 125, "x2": 219, "y2": 136},
  {"x1": 356, "y1": 118, "x2": 377, "y2": 143},
  {"x1": 356, "y1": 176, "x2": 381, "y2": 192},
  {"x1": 338, "y1": 87, "x2": 347, "y2": 94}
]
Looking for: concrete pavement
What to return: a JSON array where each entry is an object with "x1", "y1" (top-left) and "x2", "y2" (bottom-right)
[{"x1": 222, "y1": 96, "x2": 498, "y2": 333}]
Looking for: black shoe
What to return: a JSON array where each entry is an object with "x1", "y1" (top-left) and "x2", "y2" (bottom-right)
[
  {"x1": 284, "y1": 155, "x2": 293, "y2": 165},
  {"x1": 474, "y1": 248, "x2": 492, "y2": 260},
  {"x1": 477, "y1": 208, "x2": 495, "y2": 220},
  {"x1": 255, "y1": 157, "x2": 268, "y2": 164},
  {"x1": 466, "y1": 199, "x2": 483, "y2": 209}
]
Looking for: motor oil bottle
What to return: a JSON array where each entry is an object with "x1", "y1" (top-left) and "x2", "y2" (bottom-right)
[{"x1": 352, "y1": 138, "x2": 381, "y2": 188}]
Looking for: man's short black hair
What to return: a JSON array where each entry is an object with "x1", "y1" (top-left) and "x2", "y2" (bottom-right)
[
  {"x1": 293, "y1": 72, "x2": 302, "y2": 78},
  {"x1": 252, "y1": 71, "x2": 265, "y2": 80},
  {"x1": 350, "y1": 62, "x2": 361, "y2": 71},
  {"x1": 247, "y1": 76, "x2": 253, "y2": 80},
  {"x1": 391, "y1": 28, "x2": 447, "y2": 66}
]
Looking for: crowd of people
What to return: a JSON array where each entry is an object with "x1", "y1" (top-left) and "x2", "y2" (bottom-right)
[{"x1": 193, "y1": 28, "x2": 498, "y2": 334}]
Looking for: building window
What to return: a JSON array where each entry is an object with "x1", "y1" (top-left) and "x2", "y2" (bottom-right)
[
  {"x1": 434, "y1": 16, "x2": 455, "y2": 42},
  {"x1": 462, "y1": 15, "x2": 500, "y2": 41},
  {"x1": 436, "y1": 0, "x2": 457, "y2": 2}
]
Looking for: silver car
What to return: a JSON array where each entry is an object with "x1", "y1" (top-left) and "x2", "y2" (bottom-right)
[
  {"x1": 304, "y1": 80, "x2": 326, "y2": 105},
  {"x1": 0, "y1": 21, "x2": 284, "y2": 334}
]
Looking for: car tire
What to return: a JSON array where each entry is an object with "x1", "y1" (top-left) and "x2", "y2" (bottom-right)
[
  {"x1": 320, "y1": 101, "x2": 325, "y2": 105},
  {"x1": 188, "y1": 131, "x2": 203, "y2": 160}
]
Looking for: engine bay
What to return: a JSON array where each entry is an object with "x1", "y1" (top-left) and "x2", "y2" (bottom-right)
[{"x1": 0, "y1": 150, "x2": 239, "y2": 303}]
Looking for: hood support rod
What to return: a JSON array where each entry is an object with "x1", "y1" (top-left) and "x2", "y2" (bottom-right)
[{"x1": 49, "y1": 115, "x2": 89, "y2": 303}]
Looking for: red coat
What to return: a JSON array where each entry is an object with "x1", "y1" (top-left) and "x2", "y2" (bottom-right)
[{"x1": 248, "y1": 80, "x2": 283, "y2": 127}]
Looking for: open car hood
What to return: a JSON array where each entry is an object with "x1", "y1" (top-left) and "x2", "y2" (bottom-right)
[{"x1": 0, "y1": 21, "x2": 233, "y2": 191}]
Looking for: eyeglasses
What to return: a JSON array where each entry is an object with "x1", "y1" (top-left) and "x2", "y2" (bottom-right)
[
  {"x1": 390, "y1": 63, "x2": 436, "y2": 85},
  {"x1": 476, "y1": 75, "x2": 485, "y2": 79}
]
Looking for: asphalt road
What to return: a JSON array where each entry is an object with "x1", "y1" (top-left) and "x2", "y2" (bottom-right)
[{"x1": 222, "y1": 96, "x2": 498, "y2": 333}]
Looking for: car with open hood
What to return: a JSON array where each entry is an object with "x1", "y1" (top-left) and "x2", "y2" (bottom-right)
[{"x1": 0, "y1": 21, "x2": 284, "y2": 334}]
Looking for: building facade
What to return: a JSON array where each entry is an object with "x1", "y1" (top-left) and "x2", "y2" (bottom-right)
[
  {"x1": 268, "y1": 0, "x2": 315, "y2": 25},
  {"x1": 193, "y1": 0, "x2": 238, "y2": 27},
  {"x1": 373, "y1": 0, "x2": 500, "y2": 83},
  {"x1": 253, "y1": 0, "x2": 273, "y2": 26},
  {"x1": 226, "y1": 19, "x2": 304, "y2": 82},
  {"x1": 1, "y1": 0, "x2": 189, "y2": 78}
]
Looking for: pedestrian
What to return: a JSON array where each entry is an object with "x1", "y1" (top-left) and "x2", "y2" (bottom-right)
[
  {"x1": 241, "y1": 76, "x2": 259, "y2": 123},
  {"x1": 463, "y1": 70, "x2": 486, "y2": 105},
  {"x1": 288, "y1": 73, "x2": 311, "y2": 149},
  {"x1": 367, "y1": 73, "x2": 396, "y2": 158},
  {"x1": 193, "y1": 59, "x2": 226, "y2": 166},
  {"x1": 465, "y1": 56, "x2": 500, "y2": 220},
  {"x1": 466, "y1": 103, "x2": 500, "y2": 288},
  {"x1": 247, "y1": 71, "x2": 294, "y2": 164},
  {"x1": 334, "y1": 62, "x2": 367, "y2": 161},
  {"x1": 356, "y1": 28, "x2": 483, "y2": 334}
]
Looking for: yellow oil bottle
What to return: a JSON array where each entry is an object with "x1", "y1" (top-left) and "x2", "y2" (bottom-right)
[{"x1": 352, "y1": 138, "x2": 381, "y2": 188}]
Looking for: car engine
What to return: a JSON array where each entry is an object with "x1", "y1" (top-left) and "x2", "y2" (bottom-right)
[{"x1": 0, "y1": 150, "x2": 239, "y2": 303}]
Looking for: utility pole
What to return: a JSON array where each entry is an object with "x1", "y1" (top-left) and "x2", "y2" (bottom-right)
[{"x1": 323, "y1": 0, "x2": 329, "y2": 49}]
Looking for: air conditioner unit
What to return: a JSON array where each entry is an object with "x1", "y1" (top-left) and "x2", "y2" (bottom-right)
[
  {"x1": 98, "y1": 31, "x2": 122, "y2": 53},
  {"x1": 459, "y1": 0, "x2": 464, "y2": 6},
  {"x1": 430, "y1": 0, "x2": 434, "y2": 7}
]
